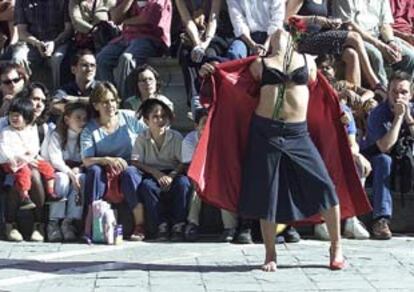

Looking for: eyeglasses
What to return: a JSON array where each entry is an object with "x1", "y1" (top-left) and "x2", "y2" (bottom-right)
[{"x1": 1, "y1": 77, "x2": 21, "y2": 85}]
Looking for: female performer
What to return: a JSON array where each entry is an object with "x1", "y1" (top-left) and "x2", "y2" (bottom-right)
[{"x1": 199, "y1": 29, "x2": 346, "y2": 272}]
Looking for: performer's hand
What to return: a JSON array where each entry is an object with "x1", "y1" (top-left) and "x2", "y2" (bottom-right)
[
  {"x1": 199, "y1": 62, "x2": 217, "y2": 77},
  {"x1": 355, "y1": 153, "x2": 372, "y2": 178},
  {"x1": 340, "y1": 111, "x2": 351, "y2": 126}
]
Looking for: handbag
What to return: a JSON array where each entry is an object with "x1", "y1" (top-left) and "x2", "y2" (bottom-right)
[{"x1": 91, "y1": 20, "x2": 121, "y2": 52}]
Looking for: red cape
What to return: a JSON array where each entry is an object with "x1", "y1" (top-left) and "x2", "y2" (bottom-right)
[{"x1": 188, "y1": 57, "x2": 372, "y2": 223}]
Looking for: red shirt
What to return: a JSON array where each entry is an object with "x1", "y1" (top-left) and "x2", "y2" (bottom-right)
[
  {"x1": 113, "y1": 0, "x2": 172, "y2": 49},
  {"x1": 390, "y1": 0, "x2": 414, "y2": 34}
]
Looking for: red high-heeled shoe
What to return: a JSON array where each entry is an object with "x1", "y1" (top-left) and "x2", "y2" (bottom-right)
[{"x1": 329, "y1": 246, "x2": 346, "y2": 270}]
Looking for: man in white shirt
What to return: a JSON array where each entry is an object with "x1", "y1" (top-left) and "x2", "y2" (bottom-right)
[
  {"x1": 225, "y1": 0, "x2": 285, "y2": 59},
  {"x1": 331, "y1": 0, "x2": 414, "y2": 87}
]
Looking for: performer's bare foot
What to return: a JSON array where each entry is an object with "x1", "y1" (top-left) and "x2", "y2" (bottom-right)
[
  {"x1": 262, "y1": 254, "x2": 277, "y2": 272},
  {"x1": 329, "y1": 243, "x2": 345, "y2": 270}
]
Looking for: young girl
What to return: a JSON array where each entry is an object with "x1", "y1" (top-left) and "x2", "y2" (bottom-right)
[
  {"x1": 0, "y1": 98, "x2": 61, "y2": 210},
  {"x1": 131, "y1": 99, "x2": 192, "y2": 241},
  {"x1": 42, "y1": 102, "x2": 88, "y2": 242}
]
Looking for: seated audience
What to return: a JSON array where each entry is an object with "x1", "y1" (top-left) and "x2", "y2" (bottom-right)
[
  {"x1": 42, "y1": 102, "x2": 88, "y2": 242},
  {"x1": 176, "y1": 0, "x2": 233, "y2": 114},
  {"x1": 362, "y1": 71, "x2": 414, "y2": 240},
  {"x1": 69, "y1": 0, "x2": 117, "y2": 52},
  {"x1": 122, "y1": 64, "x2": 173, "y2": 112},
  {"x1": 0, "y1": 62, "x2": 28, "y2": 117},
  {"x1": 332, "y1": 0, "x2": 414, "y2": 87},
  {"x1": 80, "y1": 81, "x2": 146, "y2": 241},
  {"x1": 96, "y1": 0, "x2": 173, "y2": 99},
  {"x1": 1, "y1": 84, "x2": 55, "y2": 242},
  {"x1": 225, "y1": 0, "x2": 285, "y2": 59},
  {"x1": 132, "y1": 99, "x2": 191, "y2": 241},
  {"x1": 286, "y1": 0, "x2": 383, "y2": 93},
  {"x1": 9, "y1": 0, "x2": 72, "y2": 91}
]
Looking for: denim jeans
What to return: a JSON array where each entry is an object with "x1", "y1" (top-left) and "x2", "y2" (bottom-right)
[
  {"x1": 226, "y1": 31, "x2": 268, "y2": 60},
  {"x1": 84, "y1": 165, "x2": 142, "y2": 210},
  {"x1": 49, "y1": 172, "x2": 85, "y2": 220},
  {"x1": 96, "y1": 38, "x2": 163, "y2": 99},
  {"x1": 370, "y1": 153, "x2": 393, "y2": 219},
  {"x1": 137, "y1": 175, "x2": 192, "y2": 226},
  {"x1": 364, "y1": 37, "x2": 414, "y2": 87}
]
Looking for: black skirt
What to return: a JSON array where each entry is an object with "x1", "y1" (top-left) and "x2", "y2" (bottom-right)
[
  {"x1": 238, "y1": 114, "x2": 339, "y2": 223},
  {"x1": 297, "y1": 29, "x2": 349, "y2": 56}
]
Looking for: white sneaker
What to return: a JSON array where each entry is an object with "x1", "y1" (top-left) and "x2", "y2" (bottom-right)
[
  {"x1": 343, "y1": 216, "x2": 369, "y2": 239},
  {"x1": 5, "y1": 223, "x2": 23, "y2": 242},
  {"x1": 314, "y1": 223, "x2": 330, "y2": 241},
  {"x1": 30, "y1": 223, "x2": 44, "y2": 242}
]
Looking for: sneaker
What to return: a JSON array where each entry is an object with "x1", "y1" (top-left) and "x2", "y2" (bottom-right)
[
  {"x1": 157, "y1": 222, "x2": 169, "y2": 241},
  {"x1": 5, "y1": 223, "x2": 23, "y2": 242},
  {"x1": 130, "y1": 224, "x2": 145, "y2": 241},
  {"x1": 371, "y1": 218, "x2": 392, "y2": 240},
  {"x1": 171, "y1": 222, "x2": 185, "y2": 242},
  {"x1": 281, "y1": 226, "x2": 301, "y2": 243},
  {"x1": 343, "y1": 217, "x2": 370, "y2": 240},
  {"x1": 19, "y1": 197, "x2": 36, "y2": 210},
  {"x1": 47, "y1": 220, "x2": 62, "y2": 242},
  {"x1": 61, "y1": 219, "x2": 78, "y2": 242},
  {"x1": 235, "y1": 228, "x2": 253, "y2": 244},
  {"x1": 45, "y1": 194, "x2": 67, "y2": 204},
  {"x1": 314, "y1": 223, "x2": 330, "y2": 241},
  {"x1": 219, "y1": 228, "x2": 236, "y2": 242},
  {"x1": 184, "y1": 222, "x2": 199, "y2": 242},
  {"x1": 31, "y1": 223, "x2": 44, "y2": 242}
]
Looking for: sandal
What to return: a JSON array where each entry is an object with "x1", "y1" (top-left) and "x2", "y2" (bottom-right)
[{"x1": 130, "y1": 224, "x2": 145, "y2": 241}]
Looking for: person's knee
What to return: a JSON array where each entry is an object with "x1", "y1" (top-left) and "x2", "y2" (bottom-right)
[
  {"x1": 347, "y1": 31, "x2": 363, "y2": 47},
  {"x1": 121, "y1": 166, "x2": 142, "y2": 187},
  {"x1": 342, "y1": 47, "x2": 358, "y2": 64},
  {"x1": 227, "y1": 40, "x2": 248, "y2": 60},
  {"x1": 372, "y1": 153, "x2": 392, "y2": 173},
  {"x1": 118, "y1": 52, "x2": 135, "y2": 67},
  {"x1": 174, "y1": 176, "x2": 191, "y2": 188},
  {"x1": 86, "y1": 165, "x2": 103, "y2": 177}
]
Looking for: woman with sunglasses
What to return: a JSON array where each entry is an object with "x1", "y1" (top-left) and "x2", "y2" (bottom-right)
[{"x1": 0, "y1": 62, "x2": 28, "y2": 117}]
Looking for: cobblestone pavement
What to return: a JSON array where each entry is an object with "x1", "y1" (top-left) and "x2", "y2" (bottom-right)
[{"x1": 0, "y1": 236, "x2": 413, "y2": 292}]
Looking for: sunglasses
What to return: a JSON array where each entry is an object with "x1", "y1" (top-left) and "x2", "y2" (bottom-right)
[{"x1": 1, "y1": 77, "x2": 21, "y2": 85}]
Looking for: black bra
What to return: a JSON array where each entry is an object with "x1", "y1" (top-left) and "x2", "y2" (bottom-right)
[{"x1": 260, "y1": 55, "x2": 309, "y2": 87}]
